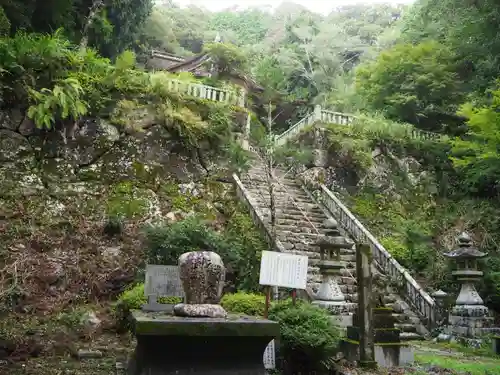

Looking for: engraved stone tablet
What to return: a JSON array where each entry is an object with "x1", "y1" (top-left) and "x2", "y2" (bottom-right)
[
  {"x1": 263, "y1": 340, "x2": 275, "y2": 369},
  {"x1": 142, "y1": 265, "x2": 184, "y2": 311},
  {"x1": 144, "y1": 265, "x2": 184, "y2": 298},
  {"x1": 259, "y1": 251, "x2": 308, "y2": 289}
]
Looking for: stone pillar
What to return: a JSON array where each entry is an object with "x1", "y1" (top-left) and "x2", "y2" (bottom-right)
[
  {"x1": 444, "y1": 232, "x2": 493, "y2": 338},
  {"x1": 239, "y1": 87, "x2": 246, "y2": 108},
  {"x1": 342, "y1": 244, "x2": 414, "y2": 368},
  {"x1": 356, "y1": 244, "x2": 376, "y2": 368},
  {"x1": 312, "y1": 219, "x2": 356, "y2": 326},
  {"x1": 431, "y1": 289, "x2": 449, "y2": 327},
  {"x1": 314, "y1": 105, "x2": 322, "y2": 122},
  {"x1": 242, "y1": 112, "x2": 251, "y2": 150}
]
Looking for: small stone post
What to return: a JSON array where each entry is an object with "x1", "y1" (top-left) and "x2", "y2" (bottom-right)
[
  {"x1": 431, "y1": 289, "x2": 449, "y2": 327},
  {"x1": 241, "y1": 112, "x2": 251, "y2": 150},
  {"x1": 356, "y1": 243, "x2": 376, "y2": 368},
  {"x1": 314, "y1": 104, "x2": 322, "y2": 122},
  {"x1": 239, "y1": 87, "x2": 246, "y2": 107}
]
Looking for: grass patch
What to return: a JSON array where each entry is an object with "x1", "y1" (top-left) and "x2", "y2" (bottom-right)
[
  {"x1": 415, "y1": 339, "x2": 500, "y2": 359},
  {"x1": 415, "y1": 353, "x2": 500, "y2": 375}
]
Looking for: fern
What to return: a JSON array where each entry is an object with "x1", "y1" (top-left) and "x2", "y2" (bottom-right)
[{"x1": 27, "y1": 77, "x2": 88, "y2": 129}]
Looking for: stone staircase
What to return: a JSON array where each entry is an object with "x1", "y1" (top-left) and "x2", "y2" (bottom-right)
[{"x1": 236, "y1": 161, "x2": 424, "y2": 341}]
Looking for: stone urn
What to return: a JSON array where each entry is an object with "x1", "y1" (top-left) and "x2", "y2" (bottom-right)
[{"x1": 178, "y1": 251, "x2": 226, "y2": 305}]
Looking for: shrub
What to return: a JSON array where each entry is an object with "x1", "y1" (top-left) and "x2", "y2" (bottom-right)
[
  {"x1": 220, "y1": 292, "x2": 266, "y2": 316},
  {"x1": 269, "y1": 300, "x2": 341, "y2": 374},
  {"x1": 144, "y1": 216, "x2": 229, "y2": 265},
  {"x1": 144, "y1": 213, "x2": 265, "y2": 291},
  {"x1": 223, "y1": 210, "x2": 266, "y2": 291},
  {"x1": 113, "y1": 283, "x2": 182, "y2": 332}
]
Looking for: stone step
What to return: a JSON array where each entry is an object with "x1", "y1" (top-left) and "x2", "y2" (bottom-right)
[
  {"x1": 340, "y1": 269, "x2": 357, "y2": 277},
  {"x1": 392, "y1": 313, "x2": 411, "y2": 324},
  {"x1": 400, "y1": 332, "x2": 424, "y2": 341},
  {"x1": 243, "y1": 176, "x2": 301, "y2": 187},
  {"x1": 244, "y1": 189, "x2": 314, "y2": 205},
  {"x1": 255, "y1": 202, "x2": 324, "y2": 214},
  {"x1": 252, "y1": 193, "x2": 312, "y2": 202},
  {"x1": 277, "y1": 231, "x2": 329, "y2": 241},
  {"x1": 245, "y1": 186, "x2": 309, "y2": 196},
  {"x1": 395, "y1": 323, "x2": 417, "y2": 333},
  {"x1": 262, "y1": 215, "x2": 327, "y2": 225},
  {"x1": 384, "y1": 302, "x2": 405, "y2": 314},
  {"x1": 274, "y1": 224, "x2": 340, "y2": 236},
  {"x1": 340, "y1": 284, "x2": 357, "y2": 294},
  {"x1": 255, "y1": 204, "x2": 327, "y2": 213},
  {"x1": 383, "y1": 295, "x2": 398, "y2": 304},
  {"x1": 285, "y1": 247, "x2": 354, "y2": 256}
]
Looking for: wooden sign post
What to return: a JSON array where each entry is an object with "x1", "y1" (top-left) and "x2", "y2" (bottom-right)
[
  {"x1": 259, "y1": 251, "x2": 309, "y2": 370},
  {"x1": 259, "y1": 250, "x2": 309, "y2": 314}
]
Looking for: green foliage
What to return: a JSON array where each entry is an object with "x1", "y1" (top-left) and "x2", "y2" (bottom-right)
[
  {"x1": 269, "y1": 300, "x2": 341, "y2": 373},
  {"x1": 222, "y1": 141, "x2": 253, "y2": 175},
  {"x1": 114, "y1": 283, "x2": 182, "y2": 331},
  {"x1": 355, "y1": 41, "x2": 464, "y2": 132},
  {"x1": 223, "y1": 209, "x2": 266, "y2": 291},
  {"x1": 348, "y1": 185, "x2": 436, "y2": 274},
  {"x1": 144, "y1": 212, "x2": 265, "y2": 291},
  {"x1": 204, "y1": 42, "x2": 249, "y2": 79},
  {"x1": 27, "y1": 77, "x2": 88, "y2": 129},
  {"x1": 106, "y1": 182, "x2": 149, "y2": 220},
  {"x1": 451, "y1": 86, "x2": 500, "y2": 196},
  {"x1": 221, "y1": 293, "x2": 341, "y2": 372},
  {"x1": 208, "y1": 9, "x2": 272, "y2": 46},
  {"x1": 2, "y1": 0, "x2": 153, "y2": 59},
  {"x1": 144, "y1": 216, "x2": 221, "y2": 264},
  {"x1": 0, "y1": 7, "x2": 10, "y2": 36},
  {"x1": 0, "y1": 30, "x2": 239, "y2": 162},
  {"x1": 220, "y1": 292, "x2": 266, "y2": 316},
  {"x1": 401, "y1": 0, "x2": 500, "y2": 95}
]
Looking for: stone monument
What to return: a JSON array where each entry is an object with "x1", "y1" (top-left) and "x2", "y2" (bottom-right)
[
  {"x1": 342, "y1": 244, "x2": 413, "y2": 368},
  {"x1": 313, "y1": 218, "x2": 357, "y2": 327},
  {"x1": 444, "y1": 232, "x2": 493, "y2": 337},
  {"x1": 128, "y1": 250, "x2": 280, "y2": 375}
]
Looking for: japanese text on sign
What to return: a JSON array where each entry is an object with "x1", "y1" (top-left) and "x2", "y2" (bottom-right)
[{"x1": 259, "y1": 251, "x2": 308, "y2": 289}]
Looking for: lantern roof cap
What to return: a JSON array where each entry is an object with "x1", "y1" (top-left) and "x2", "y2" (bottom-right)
[{"x1": 443, "y1": 232, "x2": 487, "y2": 259}]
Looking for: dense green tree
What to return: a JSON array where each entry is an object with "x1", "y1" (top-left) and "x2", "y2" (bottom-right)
[
  {"x1": 0, "y1": 0, "x2": 153, "y2": 58},
  {"x1": 401, "y1": 0, "x2": 500, "y2": 94},
  {"x1": 451, "y1": 84, "x2": 500, "y2": 195},
  {"x1": 355, "y1": 41, "x2": 464, "y2": 132}
]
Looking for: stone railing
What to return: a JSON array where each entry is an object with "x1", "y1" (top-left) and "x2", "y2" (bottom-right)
[
  {"x1": 275, "y1": 113, "x2": 316, "y2": 147},
  {"x1": 319, "y1": 109, "x2": 353, "y2": 126},
  {"x1": 164, "y1": 79, "x2": 246, "y2": 107},
  {"x1": 274, "y1": 105, "x2": 354, "y2": 146},
  {"x1": 232, "y1": 173, "x2": 286, "y2": 253},
  {"x1": 318, "y1": 185, "x2": 436, "y2": 329},
  {"x1": 274, "y1": 105, "x2": 439, "y2": 147}
]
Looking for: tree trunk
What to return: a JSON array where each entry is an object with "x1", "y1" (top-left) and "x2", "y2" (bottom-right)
[{"x1": 80, "y1": 0, "x2": 105, "y2": 51}]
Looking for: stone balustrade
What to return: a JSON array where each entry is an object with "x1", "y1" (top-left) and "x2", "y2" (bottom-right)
[{"x1": 317, "y1": 186, "x2": 437, "y2": 330}]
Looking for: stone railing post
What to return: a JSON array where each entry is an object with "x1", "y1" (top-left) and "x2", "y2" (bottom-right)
[
  {"x1": 431, "y1": 289, "x2": 449, "y2": 327},
  {"x1": 314, "y1": 105, "x2": 322, "y2": 122},
  {"x1": 238, "y1": 88, "x2": 246, "y2": 107},
  {"x1": 241, "y1": 112, "x2": 251, "y2": 150},
  {"x1": 356, "y1": 243, "x2": 376, "y2": 368}
]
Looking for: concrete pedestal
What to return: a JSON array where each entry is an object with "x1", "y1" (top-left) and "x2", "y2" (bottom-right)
[
  {"x1": 342, "y1": 307, "x2": 414, "y2": 368},
  {"x1": 128, "y1": 311, "x2": 279, "y2": 375},
  {"x1": 447, "y1": 304, "x2": 494, "y2": 337}
]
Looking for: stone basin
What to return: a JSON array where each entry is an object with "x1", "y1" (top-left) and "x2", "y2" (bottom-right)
[{"x1": 128, "y1": 310, "x2": 280, "y2": 375}]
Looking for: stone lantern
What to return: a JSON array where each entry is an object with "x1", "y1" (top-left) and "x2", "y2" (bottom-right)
[
  {"x1": 313, "y1": 218, "x2": 356, "y2": 326},
  {"x1": 443, "y1": 232, "x2": 493, "y2": 337}
]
